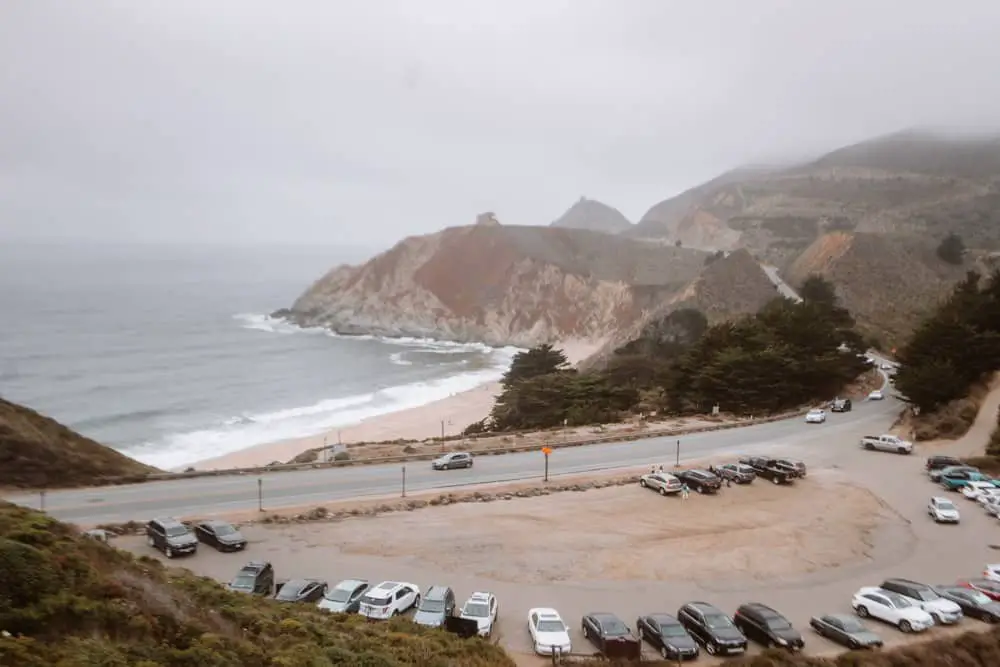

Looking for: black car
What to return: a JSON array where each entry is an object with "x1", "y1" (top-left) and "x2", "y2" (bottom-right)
[
  {"x1": 776, "y1": 458, "x2": 806, "y2": 478},
  {"x1": 194, "y1": 520, "x2": 247, "y2": 552},
  {"x1": 831, "y1": 398, "x2": 852, "y2": 412},
  {"x1": 228, "y1": 561, "x2": 275, "y2": 596},
  {"x1": 581, "y1": 613, "x2": 641, "y2": 658},
  {"x1": 711, "y1": 463, "x2": 756, "y2": 484},
  {"x1": 926, "y1": 455, "x2": 963, "y2": 473},
  {"x1": 738, "y1": 456, "x2": 795, "y2": 484},
  {"x1": 274, "y1": 578, "x2": 328, "y2": 603},
  {"x1": 934, "y1": 585, "x2": 1000, "y2": 623},
  {"x1": 636, "y1": 614, "x2": 699, "y2": 660},
  {"x1": 145, "y1": 517, "x2": 198, "y2": 558},
  {"x1": 675, "y1": 469, "x2": 722, "y2": 494},
  {"x1": 677, "y1": 602, "x2": 748, "y2": 656},
  {"x1": 734, "y1": 603, "x2": 804, "y2": 651},
  {"x1": 809, "y1": 614, "x2": 883, "y2": 650}
]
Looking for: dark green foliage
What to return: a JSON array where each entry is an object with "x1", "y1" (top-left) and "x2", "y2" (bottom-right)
[
  {"x1": 0, "y1": 502, "x2": 515, "y2": 667},
  {"x1": 895, "y1": 270, "x2": 1000, "y2": 411},
  {"x1": 499, "y1": 344, "x2": 568, "y2": 387},
  {"x1": 936, "y1": 232, "x2": 966, "y2": 265}
]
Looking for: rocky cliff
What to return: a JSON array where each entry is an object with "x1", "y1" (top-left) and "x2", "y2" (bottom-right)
[
  {"x1": 549, "y1": 197, "x2": 633, "y2": 233},
  {"x1": 281, "y1": 222, "x2": 709, "y2": 347}
]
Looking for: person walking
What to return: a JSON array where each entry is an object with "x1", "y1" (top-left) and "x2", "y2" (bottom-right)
[
  {"x1": 657, "y1": 464, "x2": 664, "y2": 473},
  {"x1": 681, "y1": 483, "x2": 689, "y2": 500}
]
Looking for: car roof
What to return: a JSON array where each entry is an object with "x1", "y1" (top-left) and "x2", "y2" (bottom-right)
[
  {"x1": 646, "y1": 613, "x2": 681, "y2": 624},
  {"x1": 201, "y1": 519, "x2": 231, "y2": 527},
  {"x1": 529, "y1": 607, "x2": 562, "y2": 618},
  {"x1": 739, "y1": 602, "x2": 783, "y2": 617},
  {"x1": 371, "y1": 581, "x2": 415, "y2": 592},
  {"x1": 425, "y1": 585, "x2": 452, "y2": 599},
  {"x1": 334, "y1": 578, "x2": 367, "y2": 589},
  {"x1": 588, "y1": 612, "x2": 622, "y2": 622},
  {"x1": 283, "y1": 578, "x2": 311, "y2": 588},
  {"x1": 883, "y1": 578, "x2": 927, "y2": 588},
  {"x1": 152, "y1": 516, "x2": 184, "y2": 527},
  {"x1": 686, "y1": 601, "x2": 722, "y2": 613},
  {"x1": 825, "y1": 613, "x2": 856, "y2": 623},
  {"x1": 931, "y1": 496, "x2": 954, "y2": 502},
  {"x1": 466, "y1": 591, "x2": 493, "y2": 602}
]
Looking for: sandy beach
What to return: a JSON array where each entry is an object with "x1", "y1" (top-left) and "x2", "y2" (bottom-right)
[{"x1": 192, "y1": 338, "x2": 605, "y2": 470}]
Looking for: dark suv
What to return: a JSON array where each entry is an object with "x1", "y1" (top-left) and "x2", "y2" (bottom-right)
[
  {"x1": 146, "y1": 517, "x2": 198, "y2": 558},
  {"x1": 926, "y1": 455, "x2": 963, "y2": 474},
  {"x1": 677, "y1": 602, "x2": 748, "y2": 656},
  {"x1": 733, "y1": 603, "x2": 804, "y2": 651},
  {"x1": 675, "y1": 470, "x2": 722, "y2": 494},
  {"x1": 228, "y1": 561, "x2": 275, "y2": 596},
  {"x1": 831, "y1": 398, "x2": 852, "y2": 412}
]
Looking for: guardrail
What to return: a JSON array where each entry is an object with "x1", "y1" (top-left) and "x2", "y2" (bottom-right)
[{"x1": 103, "y1": 408, "x2": 810, "y2": 486}]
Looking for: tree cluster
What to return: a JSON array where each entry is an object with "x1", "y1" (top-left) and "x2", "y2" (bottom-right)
[
  {"x1": 473, "y1": 276, "x2": 869, "y2": 432},
  {"x1": 894, "y1": 270, "x2": 1000, "y2": 413},
  {"x1": 936, "y1": 232, "x2": 966, "y2": 265}
]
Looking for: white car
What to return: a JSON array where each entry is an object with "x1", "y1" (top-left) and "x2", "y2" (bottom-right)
[
  {"x1": 962, "y1": 481, "x2": 997, "y2": 501},
  {"x1": 528, "y1": 607, "x2": 572, "y2": 656},
  {"x1": 460, "y1": 591, "x2": 499, "y2": 637},
  {"x1": 868, "y1": 389, "x2": 884, "y2": 400},
  {"x1": 928, "y1": 497, "x2": 960, "y2": 523},
  {"x1": 984, "y1": 565, "x2": 1000, "y2": 583},
  {"x1": 805, "y1": 409, "x2": 827, "y2": 424},
  {"x1": 977, "y1": 488, "x2": 1000, "y2": 505},
  {"x1": 983, "y1": 496, "x2": 1000, "y2": 516},
  {"x1": 851, "y1": 587, "x2": 934, "y2": 632},
  {"x1": 357, "y1": 581, "x2": 420, "y2": 619}
]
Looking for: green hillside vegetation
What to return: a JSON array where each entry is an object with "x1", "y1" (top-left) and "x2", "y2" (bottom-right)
[
  {"x1": 0, "y1": 397, "x2": 159, "y2": 489},
  {"x1": 0, "y1": 501, "x2": 514, "y2": 667},
  {"x1": 468, "y1": 276, "x2": 868, "y2": 433},
  {"x1": 893, "y1": 269, "x2": 1000, "y2": 441}
]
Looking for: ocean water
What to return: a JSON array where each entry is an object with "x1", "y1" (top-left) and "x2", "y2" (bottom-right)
[{"x1": 0, "y1": 242, "x2": 517, "y2": 470}]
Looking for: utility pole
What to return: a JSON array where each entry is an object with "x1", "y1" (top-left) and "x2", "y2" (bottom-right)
[
  {"x1": 401, "y1": 466, "x2": 407, "y2": 498},
  {"x1": 257, "y1": 478, "x2": 263, "y2": 512},
  {"x1": 675, "y1": 439, "x2": 680, "y2": 467},
  {"x1": 440, "y1": 419, "x2": 445, "y2": 452},
  {"x1": 39, "y1": 489, "x2": 46, "y2": 511}
]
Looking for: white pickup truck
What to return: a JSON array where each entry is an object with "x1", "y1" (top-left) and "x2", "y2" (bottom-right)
[{"x1": 860, "y1": 434, "x2": 913, "y2": 454}]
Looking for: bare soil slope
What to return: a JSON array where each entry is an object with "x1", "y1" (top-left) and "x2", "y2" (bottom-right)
[
  {"x1": 0, "y1": 397, "x2": 158, "y2": 488},
  {"x1": 549, "y1": 196, "x2": 633, "y2": 233}
]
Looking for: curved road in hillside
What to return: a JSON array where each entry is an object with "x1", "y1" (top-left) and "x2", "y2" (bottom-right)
[{"x1": 4, "y1": 371, "x2": 897, "y2": 525}]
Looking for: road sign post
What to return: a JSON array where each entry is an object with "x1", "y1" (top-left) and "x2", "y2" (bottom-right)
[
  {"x1": 675, "y1": 439, "x2": 680, "y2": 467},
  {"x1": 542, "y1": 446, "x2": 552, "y2": 482},
  {"x1": 39, "y1": 489, "x2": 46, "y2": 511},
  {"x1": 402, "y1": 465, "x2": 407, "y2": 498},
  {"x1": 257, "y1": 478, "x2": 263, "y2": 512}
]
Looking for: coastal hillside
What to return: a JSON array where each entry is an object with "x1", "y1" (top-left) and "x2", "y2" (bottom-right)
[
  {"x1": 0, "y1": 501, "x2": 514, "y2": 666},
  {"x1": 279, "y1": 217, "x2": 710, "y2": 347},
  {"x1": 0, "y1": 397, "x2": 158, "y2": 488},
  {"x1": 549, "y1": 196, "x2": 633, "y2": 233},
  {"x1": 786, "y1": 232, "x2": 967, "y2": 347},
  {"x1": 581, "y1": 248, "x2": 779, "y2": 369},
  {"x1": 628, "y1": 130, "x2": 1000, "y2": 263}
]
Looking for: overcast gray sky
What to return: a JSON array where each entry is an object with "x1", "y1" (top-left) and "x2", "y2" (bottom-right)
[{"x1": 2, "y1": 1, "x2": 999, "y2": 247}]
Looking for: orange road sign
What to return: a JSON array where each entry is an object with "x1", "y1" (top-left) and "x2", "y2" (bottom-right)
[{"x1": 541, "y1": 447, "x2": 552, "y2": 455}]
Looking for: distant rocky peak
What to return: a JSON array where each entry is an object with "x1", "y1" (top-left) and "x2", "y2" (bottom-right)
[
  {"x1": 550, "y1": 197, "x2": 632, "y2": 234},
  {"x1": 475, "y1": 212, "x2": 501, "y2": 226}
]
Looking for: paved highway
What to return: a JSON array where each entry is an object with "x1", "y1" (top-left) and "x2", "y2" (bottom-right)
[{"x1": 3, "y1": 378, "x2": 898, "y2": 524}]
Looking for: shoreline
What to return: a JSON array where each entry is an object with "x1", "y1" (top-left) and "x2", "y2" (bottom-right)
[{"x1": 190, "y1": 338, "x2": 605, "y2": 470}]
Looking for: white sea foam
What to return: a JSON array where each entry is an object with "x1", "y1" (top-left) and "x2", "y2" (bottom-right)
[
  {"x1": 132, "y1": 315, "x2": 521, "y2": 470},
  {"x1": 388, "y1": 352, "x2": 413, "y2": 366}
]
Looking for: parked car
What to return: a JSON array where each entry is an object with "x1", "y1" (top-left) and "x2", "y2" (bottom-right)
[
  {"x1": 528, "y1": 608, "x2": 572, "y2": 656},
  {"x1": 830, "y1": 398, "x2": 853, "y2": 412},
  {"x1": 639, "y1": 471, "x2": 683, "y2": 495},
  {"x1": 805, "y1": 408, "x2": 827, "y2": 424},
  {"x1": 878, "y1": 578, "x2": 963, "y2": 624},
  {"x1": 978, "y1": 488, "x2": 1000, "y2": 505},
  {"x1": 274, "y1": 578, "x2": 328, "y2": 603},
  {"x1": 927, "y1": 455, "x2": 964, "y2": 474},
  {"x1": 432, "y1": 452, "x2": 473, "y2": 470},
  {"x1": 850, "y1": 587, "x2": 934, "y2": 632},
  {"x1": 930, "y1": 464, "x2": 978, "y2": 483},
  {"x1": 674, "y1": 469, "x2": 722, "y2": 494},
  {"x1": 809, "y1": 614, "x2": 883, "y2": 649},
  {"x1": 733, "y1": 603, "x2": 804, "y2": 651},
  {"x1": 358, "y1": 581, "x2": 421, "y2": 619},
  {"x1": 928, "y1": 496, "x2": 961, "y2": 523},
  {"x1": 868, "y1": 390, "x2": 884, "y2": 400},
  {"x1": 933, "y1": 585, "x2": 1000, "y2": 623},
  {"x1": 411, "y1": 585, "x2": 455, "y2": 627},
  {"x1": 962, "y1": 481, "x2": 998, "y2": 500},
  {"x1": 940, "y1": 468, "x2": 995, "y2": 491},
  {"x1": 983, "y1": 496, "x2": 1000, "y2": 517},
  {"x1": 581, "y1": 612, "x2": 640, "y2": 656},
  {"x1": 317, "y1": 578, "x2": 370, "y2": 613},
  {"x1": 227, "y1": 560, "x2": 275, "y2": 596},
  {"x1": 859, "y1": 434, "x2": 913, "y2": 454},
  {"x1": 636, "y1": 614, "x2": 699, "y2": 660},
  {"x1": 711, "y1": 463, "x2": 756, "y2": 484},
  {"x1": 739, "y1": 456, "x2": 795, "y2": 485},
  {"x1": 194, "y1": 519, "x2": 247, "y2": 552},
  {"x1": 984, "y1": 565, "x2": 1000, "y2": 583},
  {"x1": 145, "y1": 517, "x2": 198, "y2": 558},
  {"x1": 960, "y1": 578, "x2": 1000, "y2": 601},
  {"x1": 776, "y1": 458, "x2": 806, "y2": 478},
  {"x1": 677, "y1": 602, "x2": 748, "y2": 656},
  {"x1": 459, "y1": 591, "x2": 499, "y2": 637}
]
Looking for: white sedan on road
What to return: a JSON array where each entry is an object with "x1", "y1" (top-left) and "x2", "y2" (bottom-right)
[
  {"x1": 868, "y1": 390, "x2": 884, "y2": 400},
  {"x1": 805, "y1": 409, "x2": 827, "y2": 424},
  {"x1": 928, "y1": 497, "x2": 960, "y2": 523},
  {"x1": 528, "y1": 608, "x2": 572, "y2": 656},
  {"x1": 851, "y1": 587, "x2": 934, "y2": 633}
]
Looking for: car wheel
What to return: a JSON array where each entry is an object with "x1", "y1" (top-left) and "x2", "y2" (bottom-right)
[
  {"x1": 165, "y1": 546, "x2": 174, "y2": 559},
  {"x1": 659, "y1": 487, "x2": 667, "y2": 496},
  {"x1": 849, "y1": 640, "x2": 860, "y2": 650},
  {"x1": 582, "y1": 624, "x2": 589, "y2": 638},
  {"x1": 865, "y1": 443, "x2": 875, "y2": 450},
  {"x1": 412, "y1": 594, "x2": 421, "y2": 610},
  {"x1": 855, "y1": 605, "x2": 869, "y2": 618},
  {"x1": 660, "y1": 645, "x2": 669, "y2": 659},
  {"x1": 898, "y1": 447, "x2": 907, "y2": 454},
  {"x1": 147, "y1": 536, "x2": 155, "y2": 547},
  {"x1": 898, "y1": 620, "x2": 912, "y2": 632},
  {"x1": 706, "y1": 642, "x2": 717, "y2": 655},
  {"x1": 772, "y1": 477, "x2": 780, "y2": 485},
  {"x1": 695, "y1": 486, "x2": 703, "y2": 494},
  {"x1": 467, "y1": 461, "x2": 473, "y2": 468},
  {"x1": 640, "y1": 479, "x2": 647, "y2": 488},
  {"x1": 638, "y1": 627, "x2": 644, "y2": 640}
]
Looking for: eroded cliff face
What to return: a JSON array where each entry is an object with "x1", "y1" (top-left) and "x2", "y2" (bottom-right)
[{"x1": 283, "y1": 224, "x2": 709, "y2": 347}]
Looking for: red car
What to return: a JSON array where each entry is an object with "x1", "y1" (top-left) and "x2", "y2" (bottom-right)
[{"x1": 957, "y1": 579, "x2": 1000, "y2": 601}]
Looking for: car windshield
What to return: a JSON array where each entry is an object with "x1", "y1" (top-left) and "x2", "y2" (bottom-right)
[
  {"x1": 601, "y1": 619, "x2": 628, "y2": 635},
  {"x1": 325, "y1": 587, "x2": 354, "y2": 603},
  {"x1": 463, "y1": 603, "x2": 490, "y2": 617},
  {"x1": 212, "y1": 524, "x2": 236, "y2": 536},
  {"x1": 537, "y1": 619, "x2": 566, "y2": 633},
  {"x1": 660, "y1": 623, "x2": 687, "y2": 637},
  {"x1": 419, "y1": 599, "x2": 446, "y2": 613},
  {"x1": 837, "y1": 617, "x2": 865, "y2": 633},
  {"x1": 967, "y1": 591, "x2": 992, "y2": 605},
  {"x1": 165, "y1": 526, "x2": 188, "y2": 537},
  {"x1": 704, "y1": 614, "x2": 733, "y2": 629},
  {"x1": 230, "y1": 575, "x2": 255, "y2": 589},
  {"x1": 937, "y1": 501, "x2": 956, "y2": 510}
]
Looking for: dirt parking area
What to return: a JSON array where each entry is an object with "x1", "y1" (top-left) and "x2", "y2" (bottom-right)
[{"x1": 302, "y1": 473, "x2": 882, "y2": 585}]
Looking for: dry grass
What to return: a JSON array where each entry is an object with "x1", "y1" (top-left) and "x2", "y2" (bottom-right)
[{"x1": 897, "y1": 383, "x2": 991, "y2": 442}]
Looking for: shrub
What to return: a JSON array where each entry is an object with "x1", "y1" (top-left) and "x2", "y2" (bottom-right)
[{"x1": 332, "y1": 451, "x2": 350, "y2": 462}]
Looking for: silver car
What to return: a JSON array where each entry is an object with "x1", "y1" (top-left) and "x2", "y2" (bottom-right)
[{"x1": 639, "y1": 472, "x2": 683, "y2": 495}]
